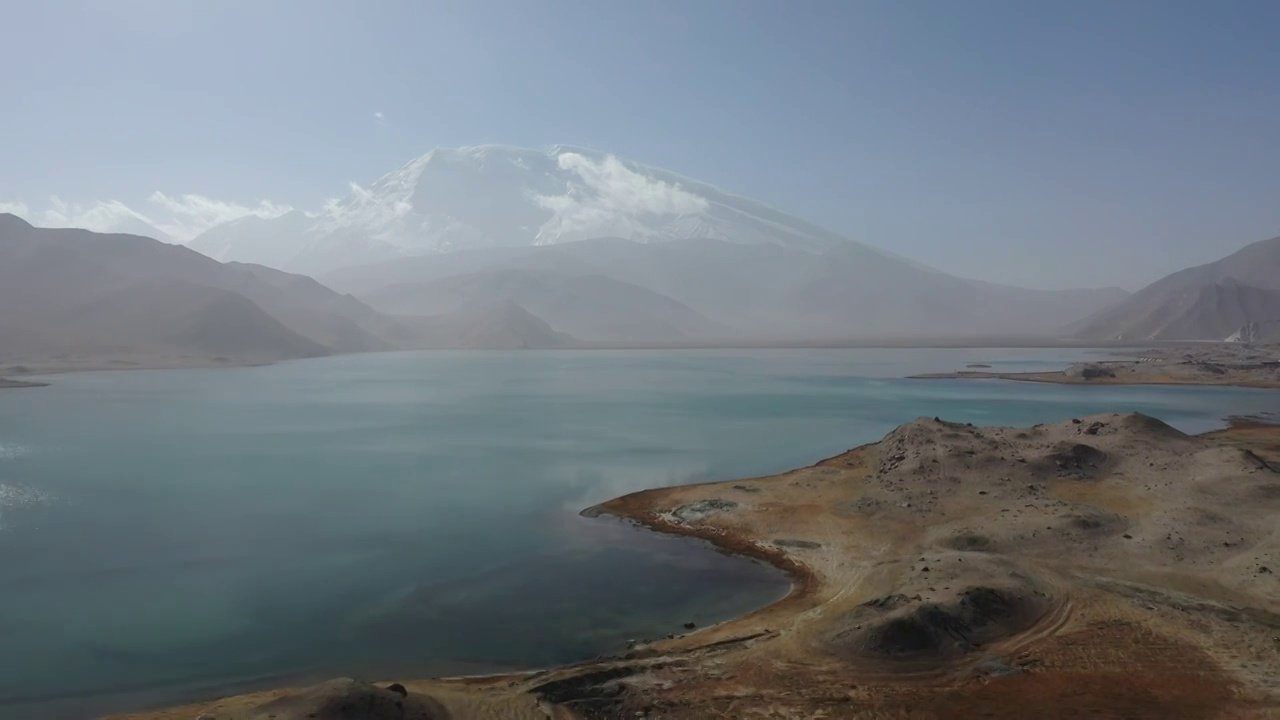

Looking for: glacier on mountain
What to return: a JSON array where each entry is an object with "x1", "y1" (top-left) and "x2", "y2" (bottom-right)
[{"x1": 189, "y1": 145, "x2": 853, "y2": 273}]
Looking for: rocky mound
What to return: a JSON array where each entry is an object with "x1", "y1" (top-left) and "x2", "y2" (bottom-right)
[
  {"x1": 1032, "y1": 441, "x2": 1110, "y2": 478},
  {"x1": 831, "y1": 582, "x2": 1051, "y2": 665},
  {"x1": 234, "y1": 679, "x2": 450, "y2": 720}
]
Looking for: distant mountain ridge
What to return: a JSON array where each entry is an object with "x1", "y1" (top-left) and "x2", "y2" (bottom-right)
[
  {"x1": 187, "y1": 145, "x2": 916, "y2": 275},
  {"x1": 180, "y1": 145, "x2": 1131, "y2": 341},
  {"x1": 0, "y1": 214, "x2": 575, "y2": 369},
  {"x1": 1073, "y1": 235, "x2": 1280, "y2": 342},
  {"x1": 366, "y1": 267, "x2": 729, "y2": 343},
  {"x1": 329, "y1": 235, "x2": 1130, "y2": 341}
]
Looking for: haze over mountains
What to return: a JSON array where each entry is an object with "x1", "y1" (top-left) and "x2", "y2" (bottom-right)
[
  {"x1": 331, "y1": 236, "x2": 1129, "y2": 342},
  {"x1": 185, "y1": 145, "x2": 1129, "y2": 343},
  {"x1": 187, "y1": 145, "x2": 858, "y2": 274},
  {"x1": 6, "y1": 144, "x2": 1279, "y2": 368},
  {"x1": 0, "y1": 214, "x2": 578, "y2": 371}
]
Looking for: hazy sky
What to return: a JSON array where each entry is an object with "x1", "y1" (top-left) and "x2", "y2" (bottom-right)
[{"x1": 3, "y1": 0, "x2": 1278, "y2": 290}]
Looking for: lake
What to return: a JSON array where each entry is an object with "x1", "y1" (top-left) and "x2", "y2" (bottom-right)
[{"x1": 1, "y1": 348, "x2": 1276, "y2": 718}]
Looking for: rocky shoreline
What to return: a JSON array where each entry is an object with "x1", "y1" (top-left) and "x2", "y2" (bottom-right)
[
  {"x1": 910, "y1": 343, "x2": 1280, "y2": 390},
  {"x1": 112, "y1": 411, "x2": 1280, "y2": 719}
]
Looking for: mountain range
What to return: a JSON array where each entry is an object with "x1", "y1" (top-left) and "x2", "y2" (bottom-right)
[
  {"x1": 188, "y1": 145, "x2": 864, "y2": 274},
  {"x1": 1072, "y1": 235, "x2": 1280, "y2": 343},
  {"x1": 7, "y1": 145, "x2": 1278, "y2": 365},
  {"x1": 329, "y1": 236, "x2": 1129, "y2": 342},
  {"x1": 184, "y1": 145, "x2": 1129, "y2": 342},
  {"x1": 0, "y1": 214, "x2": 579, "y2": 372}
]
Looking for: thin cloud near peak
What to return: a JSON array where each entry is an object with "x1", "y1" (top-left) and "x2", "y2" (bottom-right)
[{"x1": 0, "y1": 193, "x2": 293, "y2": 243}]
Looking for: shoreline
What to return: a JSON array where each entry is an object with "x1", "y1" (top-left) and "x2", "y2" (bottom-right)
[
  {"x1": 907, "y1": 369, "x2": 1280, "y2": 390},
  {"x1": 113, "y1": 413, "x2": 1280, "y2": 718},
  {"x1": 42, "y1": 345, "x2": 1279, "y2": 718},
  {"x1": 0, "y1": 377, "x2": 50, "y2": 389},
  {"x1": 909, "y1": 344, "x2": 1280, "y2": 390},
  {"x1": 0, "y1": 338, "x2": 1191, "y2": 384},
  {"x1": 1, "y1": 357, "x2": 276, "y2": 381}
]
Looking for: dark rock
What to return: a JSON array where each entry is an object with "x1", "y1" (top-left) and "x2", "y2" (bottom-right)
[
  {"x1": 841, "y1": 586, "x2": 1050, "y2": 663},
  {"x1": 1067, "y1": 364, "x2": 1116, "y2": 380},
  {"x1": 1038, "y1": 442, "x2": 1108, "y2": 477},
  {"x1": 862, "y1": 594, "x2": 910, "y2": 610},
  {"x1": 773, "y1": 538, "x2": 822, "y2": 549},
  {"x1": 673, "y1": 498, "x2": 738, "y2": 522},
  {"x1": 683, "y1": 621, "x2": 697, "y2": 630},
  {"x1": 944, "y1": 533, "x2": 995, "y2": 552},
  {"x1": 531, "y1": 666, "x2": 637, "y2": 715},
  {"x1": 385, "y1": 683, "x2": 407, "y2": 697},
  {"x1": 248, "y1": 678, "x2": 448, "y2": 720}
]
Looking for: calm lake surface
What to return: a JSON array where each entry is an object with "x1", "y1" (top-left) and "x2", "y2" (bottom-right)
[{"x1": 1, "y1": 348, "x2": 1276, "y2": 718}]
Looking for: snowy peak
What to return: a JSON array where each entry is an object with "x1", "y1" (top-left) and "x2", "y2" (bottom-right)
[{"x1": 189, "y1": 145, "x2": 856, "y2": 274}]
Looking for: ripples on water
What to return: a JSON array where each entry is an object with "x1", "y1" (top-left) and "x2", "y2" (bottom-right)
[
  {"x1": 1, "y1": 444, "x2": 53, "y2": 529},
  {"x1": 0, "y1": 481, "x2": 56, "y2": 530}
]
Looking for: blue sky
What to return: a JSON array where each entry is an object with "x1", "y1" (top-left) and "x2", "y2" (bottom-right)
[{"x1": 2, "y1": 0, "x2": 1278, "y2": 289}]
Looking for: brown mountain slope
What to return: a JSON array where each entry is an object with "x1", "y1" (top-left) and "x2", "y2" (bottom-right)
[
  {"x1": 1074, "y1": 235, "x2": 1280, "y2": 341},
  {"x1": 329, "y1": 237, "x2": 1129, "y2": 341},
  {"x1": 406, "y1": 299, "x2": 578, "y2": 349},
  {"x1": 46, "y1": 279, "x2": 327, "y2": 360},
  {"x1": 0, "y1": 214, "x2": 405, "y2": 368},
  {"x1": 364, "y1": 267, "x2": 727, "y2": 343}
]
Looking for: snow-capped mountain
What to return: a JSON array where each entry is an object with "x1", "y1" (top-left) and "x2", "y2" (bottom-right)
[{"x1": 189, "y1": 145, "x2": 869, "y2": 274}]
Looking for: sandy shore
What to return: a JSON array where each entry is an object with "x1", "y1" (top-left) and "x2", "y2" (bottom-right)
[
  {"x1": 110, "y1": 412, "x2": 1280, "y2": 719},
  {"x1": 911, "y1": 343, "x2": 1280, "y2": 390},
  {"x1": 2, "y1": 355, "x2": 279, "y2": 379}
]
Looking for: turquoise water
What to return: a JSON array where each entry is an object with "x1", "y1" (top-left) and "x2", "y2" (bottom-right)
[{"x1": 0, "y1": 348, "x2": 1276, "y2": 718}]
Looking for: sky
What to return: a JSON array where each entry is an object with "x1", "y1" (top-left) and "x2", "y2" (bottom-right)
[{"x1": 2, "y1": 0, "x2": 1279, "y2": 290}]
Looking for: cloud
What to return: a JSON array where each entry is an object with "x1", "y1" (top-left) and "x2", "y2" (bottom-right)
[
  {"x1": 0, "y1": 200, "x2": 29, "y2": 216},
  {"x1": 374, "y1": 111, "x2": 385, "y2": 124},
  {"x1": 0, "y1": 193, "x2": 292, "y2": 243},
  {"x1": 41, "y1": 197, "x2": 171, "y2": 240},
  {"x1": 533, "y1": 153, "x2": 708, "y2": 240},
  {"x1": 146, "y1": 192, "x2": 292, "y2": 240},
  {"x1": 314, "y1": 181, "x2": 411, "y2": 237}
]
